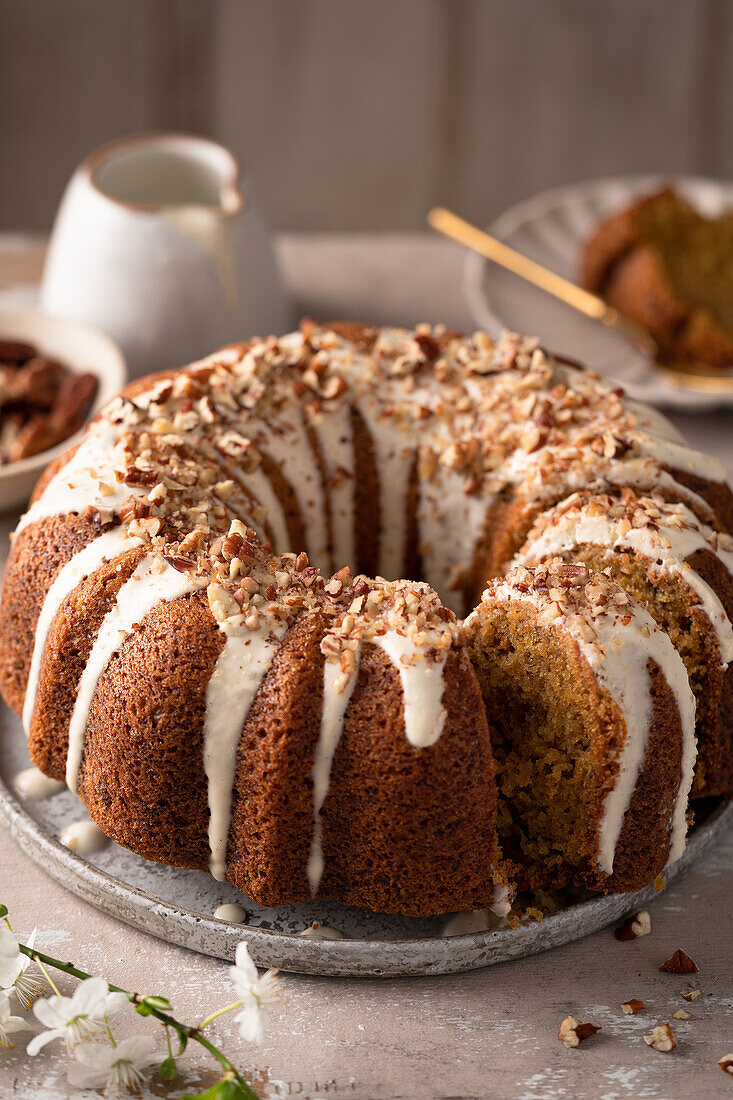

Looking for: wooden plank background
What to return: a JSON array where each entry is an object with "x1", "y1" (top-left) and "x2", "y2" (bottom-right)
[{"x1": 1, "y1": 0, "x2": 732, "y2": 232}]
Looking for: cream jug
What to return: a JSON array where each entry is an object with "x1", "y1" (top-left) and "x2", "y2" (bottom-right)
[{"x1": 40, "y1": 133, "x2": 292, "y2": 378}]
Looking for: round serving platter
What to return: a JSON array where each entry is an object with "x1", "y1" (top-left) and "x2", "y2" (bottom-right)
[{"x1": 1, "y1": 709, "x2": 731, "y2": 978}]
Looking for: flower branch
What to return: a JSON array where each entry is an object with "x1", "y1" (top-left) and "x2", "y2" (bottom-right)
[{"x1": 0, "y1": 902, "x2": 281, "y2": 1099}]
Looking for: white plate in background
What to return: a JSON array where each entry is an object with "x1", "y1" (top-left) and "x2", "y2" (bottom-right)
[
  {"x1": 463, "y1": 175, "x2": 733, "y2": 411},
  {"x1": 0, "y1": 306, "x2": 127, "y2": 511}
]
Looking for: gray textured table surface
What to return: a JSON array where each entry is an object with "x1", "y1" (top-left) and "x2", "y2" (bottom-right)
[{"x1": 0, "y1": 234, "x2": 732, "y2": 1099}]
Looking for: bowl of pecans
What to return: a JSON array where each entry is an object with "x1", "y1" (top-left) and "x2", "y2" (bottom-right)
[{"x1": 0, "y1": 306, "x2": 126, "y2": 511}]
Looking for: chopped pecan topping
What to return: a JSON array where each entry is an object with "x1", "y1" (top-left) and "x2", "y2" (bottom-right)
[
  {"x1": 719, "y1": 1054, "x2": 733, "y2": 1075},
  {"x1": 621, "y1": 999, "x2": 645, "y2": 1015},
  {"x1": 163, "y1": 553, "x2": 196, "y2": 573},
  {"x1": 414, "y1": 333, "x2": 441, "y2": 362},
  {"x1": 124, "y1": 468, "x2": 157, "y2": 487}
]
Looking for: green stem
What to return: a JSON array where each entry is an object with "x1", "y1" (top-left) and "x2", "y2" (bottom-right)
[
  {"x1": 198, "y1": 1000, "x2": 244, "y2": 1030},
  {"x1": 103, "y1": 1014, "x2": 116, "y2": 1048},
  {"x1": 33, "y1": 956, "x2": 61, "y2": 997},
  {"x1": 17, "y1": 941, "x2": 257, "y2": 1098}
]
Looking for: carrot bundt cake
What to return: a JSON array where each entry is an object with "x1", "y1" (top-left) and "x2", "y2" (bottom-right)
[
  {"x1": 0, "y1": 322, "x2": 731, "y2": 916},
  {"x1": 463, "y1": 561, "x2": 695, "y2": 893},
  {"x1": 583, "y1": 188, "x2": 733, "y2": 369}
]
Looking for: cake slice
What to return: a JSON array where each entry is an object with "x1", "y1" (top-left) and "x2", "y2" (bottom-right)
[
  {"x1": 583, "y1": 188, "x2": 733, "y2": 369},
  {"x1": 464, "y1": 561, "x2": 695, "y2": 894},
  {"x1": 516, "y1": 489, "x2": 733, "y2": 796}
]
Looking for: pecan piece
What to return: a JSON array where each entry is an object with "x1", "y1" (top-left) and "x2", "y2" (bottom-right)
[
  {"x1": 660, "y1": 949, "x2": 698, "y2": 974},
  {"x1": 621, "y1": 999, "x2": 645, "y2": 1015},
  {"x1": 119, "y1": 497, "x2": 151, "y2": 523},
  {"x1": 7, "y1": 416, "x2": 63, "y2": 461},
  {"x1": 124, "y1": 468, "x2": 157, "y2": 487},
  {"x1": 557, "y1": 1016, "x2": 601, "y2": 1048},
  {"x1": 414, "y1": 333, "x2": 441, "y2": 362},
  {"x1": 643, "y1": 1023, "x2": 677, "y2": 1052},
  {"x1": 0, "y1": 339, "x2": 36, "y2": 363},
  {"x1": 719, "y1": 1054, "x2": 733, "y2": 1075},
  {"x1": 615, "y1": 910, "x2": 651, "y2": 941},
  {"x1": 49, "y1": 372, "x2": 98, "y2": 432},
  {"x1": 5, "y1": 357, "x2": 65, "y2": 406}
]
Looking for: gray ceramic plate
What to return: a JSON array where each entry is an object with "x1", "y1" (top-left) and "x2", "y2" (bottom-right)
[{"x1": 1, "y1": 709, "x2": 730, "y2": 977}]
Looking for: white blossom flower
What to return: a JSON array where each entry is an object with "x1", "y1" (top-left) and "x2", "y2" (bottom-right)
[
  {"x1": 229, "y1": 941, "x2": 282, "y2": 1043},
  {"x1": 28, "y1": 976, "x2": 128, "y2": 1054},
  {"x1": 0, "y1": 925, "x2": 43, "y2": 1008},
  {"x1": 0, "y1": 991, "x2": 31, "y2": 1048},
  {"x1": 67, "y1": 1035, "x2": 158, "y2": 1093}
]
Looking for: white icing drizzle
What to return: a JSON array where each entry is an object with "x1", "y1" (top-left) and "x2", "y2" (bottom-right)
[
  {"x1": 298, "y1": 922, "x2": 345, "y2": 940},
  {"x1": 486, "y1": 580, "x2": 696, "y2": 874},
  {"x1": 309, "y1": 402, "x2": 355, "y2": 573},
  {"x1": 22, "y1": 527, "x2": 145, "y2": 735},
  {"x1": 234, "y1": 463, "x2": 291, "y2": 552},
  {"x1": 623, "y1": 399, "x2": 684, "y2": 443},
  {"x1": 15, "y1": 421, "x2": 137, "y2": 535},
  {"x1": 360, "y1": 403, "x2": 413, "y2": 580},
  {"x1": 260, "y1": 406, "x2": 329, "y2": 567},
  {"x1": 641, "y1": 435, "x2": 726, "y2": 483},
  {"x1": 417, "y1": 465, "x2": 490, "y2": 613},
  {"x1": 65, "y1": 557, "x2": 206, "y2": 791},
  {"x1": 13, "y1": 767, "x2": 65, "y2": 801},
  {"x1": 517, "y1": 502, "x2": 733, "y2": 665},
  {"x1": 204, "y1": 619, "x2": 287, "y2": 881},
  {"x1": 603, "y1": 459, "x2": 713, "y2": 521},
  {"x1": 372, "y1": 632, "x2": 448, "y2": 749},
  {"x1": 213, "y1": 903, "x2": 247, "y2": 923},
  {"x1": 60, "y1": 819, "x2": 108, "y2": 855},
  {"x1": 307, "y1": 655, "x2": 360, "y2": 896}
]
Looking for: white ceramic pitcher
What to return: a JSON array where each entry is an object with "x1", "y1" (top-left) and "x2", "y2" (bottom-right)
[{"x1": 40, "y1": 133, "x2": 292, "y2": 378}]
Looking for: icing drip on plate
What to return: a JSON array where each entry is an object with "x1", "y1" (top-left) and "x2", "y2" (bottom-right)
[
  {"x1": 298, "y1": 922, "x2": 346, "y2": 940},
  {"x1": 214, "y1": 903, "x2": 247, "y2": 923},
  {"x1": 60, "y1": 819, "x2": 108, "y2": 856},
  {"x1": 13, "y1": 767, "x2": 65, "y2": 801}
]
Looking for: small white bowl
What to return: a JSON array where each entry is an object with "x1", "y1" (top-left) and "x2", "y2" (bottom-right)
[{"x1": 0, "y1": 306, "x2": 127, "y2": 512}]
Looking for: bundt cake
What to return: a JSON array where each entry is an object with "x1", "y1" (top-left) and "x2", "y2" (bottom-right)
[
  {"x1": 463, "y1": 560, "x2": 695, "y2": 893},
  {"x1": 0, "y1": 321, "x2": 731, "y2": 916},
  {"x1": 583, "y1": 188, "x2": 733, "y2": 369}
]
